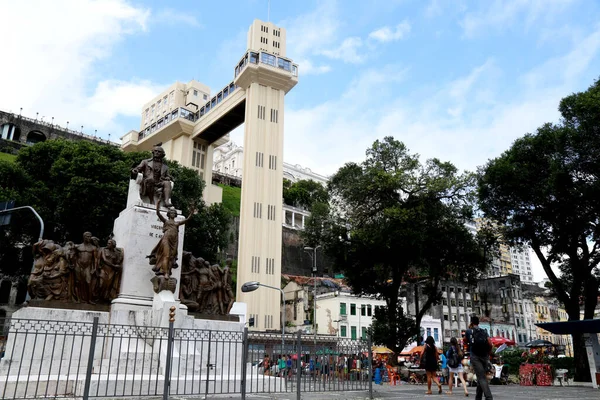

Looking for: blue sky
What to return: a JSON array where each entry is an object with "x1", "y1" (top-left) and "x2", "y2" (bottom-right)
[{"x1": 2, "y1": 0, "x2": 600, "y2": 278}]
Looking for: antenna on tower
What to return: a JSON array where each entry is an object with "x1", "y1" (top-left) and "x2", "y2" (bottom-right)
[{"x1": 267, "y1": 0, "x2": 271, "y2": 22}]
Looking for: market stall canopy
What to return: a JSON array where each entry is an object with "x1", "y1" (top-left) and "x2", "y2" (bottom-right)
[
  {"x1": 401, "y1": 345, "x2": 442, "y2": 355},
  {"x1": 536, "y1": 319, "x2": 600, "y2": 335},
  {"x1": 490, "y1": 337, "x2": 516, "y2": 347},
  {"x1": 372, "y1": 346, "x2": 394, "y2": 354}
]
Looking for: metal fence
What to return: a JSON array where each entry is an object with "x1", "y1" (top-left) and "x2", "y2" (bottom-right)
[{"x1": 0, "y1": 315, "x2": 373, "y2": 399}]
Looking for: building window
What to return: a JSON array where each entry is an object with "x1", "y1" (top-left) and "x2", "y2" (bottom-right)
[
  {"x1": 350, "y1": 303, "x2": 356, "y2": 315},
  {"x1": 361, "y1": 305, "x2": 366, "y2": 316},
  {"x1": 267, "y1": 205, "x2": 276, "y2": 221},
  {"x1": 253, "y1": 202, "x2": 262, "y2": 218},
  {"x1": 362, "y1": 327, "x2": 367, "y2": 339},
  {"x1": 426, "y1": 327, "x2": 431, "y2": 338},
  {"x1": 340, "y1": 303, "x2": 346, "y2": 315},
  {"x1": 351, "y1": 326, "x2": 357, "y2": 340},
  {"x1": 458, "y1": 300, "x2": 464, "y2": 307},
  {"x1": 251, "y1": 256, "x2": 260, "y2": 273},
  {"x1": 270, "y1": 108, "x2": 279, "y2": 123},
  {"x1": 256, "y1": 152, "x2": 264, "y2": 167},
  {"x1": 367, "y1": 305, "x2": 372, "y2": 316},
  {"x1": 340, "y1": 326, "x2": 347, "y2": 337},
  {"x1": 444, "y1": 315, "x2": 448, "y2": 321},
  {"x1": 442, "y1": 299, "x2": 448, "y2": 306},
  {"x1": 266, "y1": 258, "x2": 275, "y2": 274},
  {"x1": 466, "y1": 301, "x2": 472, "y2": 307},
  {"x1": 269, "y1": 155, "x2": 277, "y2": 170},
  {"x1": 451, "y1": 300, "x2": 456, "y2": 306},
  {"x1": 257, "y1": 105, "x2": 266, "y2": 119},
  {"x1": 193, "y1": 90, "x2": 198, "y2": 96},
  {"x1": 434, "y1": 328, "x2": 439, "y2": 342}
]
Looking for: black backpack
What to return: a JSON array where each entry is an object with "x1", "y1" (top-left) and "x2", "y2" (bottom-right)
[
  {"x1": 447, "y1": 347, "x2": 460, "y2": 368},
  {"x1": 470, "y1": 328, "x2": 490, "y2": 356}
]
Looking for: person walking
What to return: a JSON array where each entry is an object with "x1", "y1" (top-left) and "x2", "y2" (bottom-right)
[
  {"x1": 421, "y1": 336, "x2": 443, "y2": 395},
  {"x1": 446, "y1": 337, "x2": 469, "y2": 396},
  {"x1": 465, "y1": 316, "x2": 493, "y2": 400}
]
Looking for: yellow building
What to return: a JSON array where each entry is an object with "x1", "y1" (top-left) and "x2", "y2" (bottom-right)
[{"x1": 122, "y1": 19, "x2": 298, "y2": 332}]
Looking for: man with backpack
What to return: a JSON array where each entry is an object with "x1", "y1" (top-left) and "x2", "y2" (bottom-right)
[{"x1": 465, "y1": 316, "x2": 493, "y2": 400}]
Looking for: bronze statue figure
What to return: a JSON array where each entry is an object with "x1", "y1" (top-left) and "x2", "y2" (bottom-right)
[
  {"x1": 179, "y1": 252, "x2": 236, "y2": 315},
  {"x1": 27, "y1": 234, "x2": 123, "y2": 305},
  {"x1": 96, "y1": 239, "x2": 124, "y2": 301},
  {"x1": 131, "y1": 144, "x2": 174, "y2": 207},
  {"x1": 148, "y1": 201, "x2": 195, "y2": 280},
  {"x1": 72, "y1": 232, "x2": 98, "y2": 304}
]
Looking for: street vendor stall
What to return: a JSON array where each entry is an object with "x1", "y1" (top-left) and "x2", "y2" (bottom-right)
[{"x1": 536, "y1": 319, "x2": 600, "y2": 388}]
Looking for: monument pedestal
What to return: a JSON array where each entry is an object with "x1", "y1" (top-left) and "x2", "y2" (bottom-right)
[{"x1": 111, "y1": 180, "x2": 186, "y2": 320}]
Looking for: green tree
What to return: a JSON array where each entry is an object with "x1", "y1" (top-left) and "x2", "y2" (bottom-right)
[
  {"x1": 304, "y1": 137, "x2": 490, "y2": 352},
  {"x1": 283, "y1": 179, "x2": 328, "y2": 209},
  {"x1": 0, "y1": 140, "x2": 230, "y2": 278},
  {"x1": 478, "y1": 79, "x2": 600, "y2": 381}
]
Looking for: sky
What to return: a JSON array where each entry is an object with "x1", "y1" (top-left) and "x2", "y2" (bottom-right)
[{"x1": 2, "y1": 0, "x2": 600, "y2": 281}]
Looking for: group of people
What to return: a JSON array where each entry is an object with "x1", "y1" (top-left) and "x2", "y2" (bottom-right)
[
  {"x1": 180, "y1": 252, "x2": 235, "y2": 315},
  {"x1": 419, "y1": 315, "x2": 494, "y2": 399},
  {"x1": 28, "y1": 232, "x2": 123, "y2": 304},
  {"x1": 260, "y1": 353, "x2": 370, "y2": 381}
]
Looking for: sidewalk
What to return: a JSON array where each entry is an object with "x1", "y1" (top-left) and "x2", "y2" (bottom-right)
[{"x1": 170, "y1": 383, "x2": 599, "y2": 400}]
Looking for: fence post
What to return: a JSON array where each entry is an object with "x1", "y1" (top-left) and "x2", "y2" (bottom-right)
[
  {"x1": 296, "y1": 331, "x2": 302, "y2": 400},
  {"x1": 241, "y1": 327, "x2": 248, "y2": 399},
  {"x1": 82, "y1": 316, "x2": 99, "y2": 400},
  {"x1": 368, "y1": 333, "x2": 373, "y2": 400},
  {"x1": 163, "y1": 306, "x2": 176, "y2": 400}
]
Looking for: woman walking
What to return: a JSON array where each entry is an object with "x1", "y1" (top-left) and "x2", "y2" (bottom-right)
[
  {"x1": 421, "y1": 336, "x2": 443, "y2": 395},
  {"x1": 446, "y1": 337, "x2": 469, "y2": 396}
]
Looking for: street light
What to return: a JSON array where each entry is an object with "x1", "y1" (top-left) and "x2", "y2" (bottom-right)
[
  {"x1": 304, "y1": 245, "x2": 321, "y2": 343},
  {"x1": 242, "y1": 281, "x2": 286, "y2": 353}
]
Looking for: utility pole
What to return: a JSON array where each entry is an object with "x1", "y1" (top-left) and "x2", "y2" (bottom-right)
[{"x1": 304, "y1": 245, "x2": 321, "y2": 344}]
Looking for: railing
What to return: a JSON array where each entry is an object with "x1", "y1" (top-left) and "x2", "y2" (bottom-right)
[
  {"x1": 138, "y1": 107, "x2": 197, "y2": 141},
  {"x1": 138, "y1": 82, "x2": 241, "y2": 142},
  {"x1": 234, "y1": 51, "x2": 298, "y2": 78},
  {"x1": 0, "y1": 317, "x2": 374, "y2": 399},
  {"x1": 1, "y1": 111, "x2": 119, "y2": 146}
]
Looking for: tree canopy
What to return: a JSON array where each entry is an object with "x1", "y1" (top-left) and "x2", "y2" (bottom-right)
[
  {"x1": 0, "y1": 140, "x2": 230, "y2": 277},
  {"x1": 478, "y1": 78, "x2": 600, "y2": 381},
  {"x1": 303, "y1": 137, "x2": 492, "y2": 351},
  {"x1": 283, "y1": 178, "x2": 328, "y2": 210}
]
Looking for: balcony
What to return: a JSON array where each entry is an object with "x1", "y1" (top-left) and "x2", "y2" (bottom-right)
[
  {"x1": 234, "y1": 51, "x2": 298, "y2": 94},
  {"x1": 235, "y1": 51, "x2": 298, "y2": 79},
  {"x1": 138, "y1": 107, "x2": 197, "y2": 142}
]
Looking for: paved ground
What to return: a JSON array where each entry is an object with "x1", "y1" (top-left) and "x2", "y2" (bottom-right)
[{"x1": 168, "y1": 383, "x2": 599, "y2": 400}]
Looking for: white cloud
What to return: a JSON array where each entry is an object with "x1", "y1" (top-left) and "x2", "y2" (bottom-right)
[
  {"x1": 425, "y1": 0, "x2": 443, "y2": 18},
  {"x1": 460, "y1": 0, "x2": 575, "y2": 38},
  {"x1": 297, "y1": 59, "x2": 332, "y2": 76},
  {"x1": 0, "y1": 0, "x2": 159, "y2": 139},
  {"x1": 280, "y1": 0, "x2": 340, "y2": 69},
  {"x1": 368, "y1": 20, "x2": 411, "y2": 42},
  {"x1": 153, "y1": 8, "x2": 202, "y2": 28},
  {"x1": 320, "y1": 37, "x2": 365, "y2": 64}
]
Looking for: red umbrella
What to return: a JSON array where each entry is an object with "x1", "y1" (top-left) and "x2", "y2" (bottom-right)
[{"x1": 490, "y1": 337, "x2": 515, "y2": 347}]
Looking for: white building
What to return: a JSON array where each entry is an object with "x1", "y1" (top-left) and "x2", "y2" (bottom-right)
[
  {"x1": 510, "y1": 246, "x2": 534, "y2": 283},
  {"x1": 315, "y1": 291, "x2": 387, "y2": 340},
  {"x1": 402, "y1": 315, "x2": 443, "y2": 352},
  {"x1": 213, "y1": 140, "x2": 328, "y2": 185}
]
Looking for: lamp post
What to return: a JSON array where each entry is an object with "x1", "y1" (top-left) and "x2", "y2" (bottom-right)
[
  {"x1": 242, "y1": 281, "x2": 286, "y2": 353},
  {"x1": 304, "y1": 245, "x2": 321, "y2": 343},
  {"x1": 333, "y1": 319, "x2": 342, "y2": 338}
]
